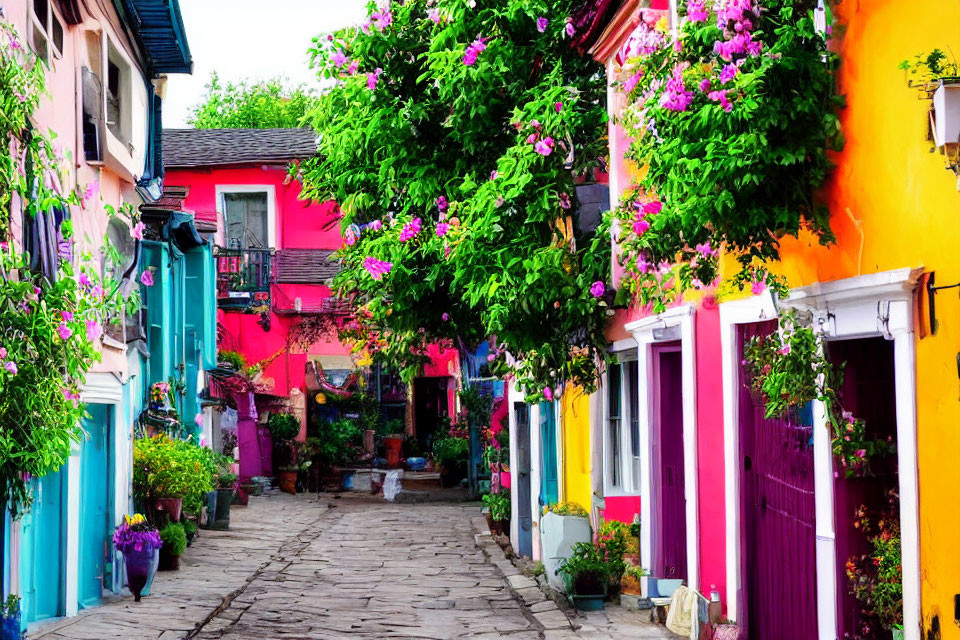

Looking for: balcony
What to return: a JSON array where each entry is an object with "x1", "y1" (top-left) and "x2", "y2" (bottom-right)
[{"x1": 215, "y1": 247, "x2": 272, "y2": 313}]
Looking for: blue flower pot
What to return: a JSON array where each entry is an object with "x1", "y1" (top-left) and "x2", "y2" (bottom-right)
[
  {"x1": 570, "y1": 594, "x2": 605, "y2": 611},
  {"x1": 1, "y1": 613, "x2": 21, "y2": 640}
]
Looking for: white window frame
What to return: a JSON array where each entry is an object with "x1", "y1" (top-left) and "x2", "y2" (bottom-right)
[
  {"x1": 603, "y1": 338, "x2": 640, "y2": 497},
  {"x1": 719, "y1": 267, "x2": 922, "y2": 640},
  {"x1": 29, "y1": 0, "x2": 65, "y2": 61},
  {"x1": 215, "y1": 185, "x2": 277, "y2": 249}
]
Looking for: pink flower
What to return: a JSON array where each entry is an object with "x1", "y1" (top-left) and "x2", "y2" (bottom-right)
[
  {"x1": 658, "y1": 260, "x2": 672, "y2": 274},
  {"x1": 554, "y1": 102, "x2": 563, "y2": 113},
  {"x1": 427, "y1": 8, "x2": 441, "y2": 23},
  {"x1": 331, "y1": 50, "x2": 348, "y2": 67},
  {"x1": 371, "y1": 6, "x2": 392, "y2": 30},
  {"x1": 686, "y1": 0, "x2": 708, "y2": 22},
  {"x1": 463, "y1": 37, "x2": 487, "y2": 66},
  {"x1": 536, "y1": 17, "x2": 548, "y2": 33},
  {"x1": 368, "y1": 219, "x2": 383, "y2": 232},
  {"x1": 565, "y1": 22, "x2": 575, "y2": 37},
  {"x1": 708, "y1": 89, "x2": 733, "y2": 112},
  {"x1": 489, "y1": 170, "x2": 498, "y2": 181},
  {"x1": 855, "y1": 449, "x2": 867, "y2": 458},
  {"x1": 0, "y1": 348, "x2": 6, "y2": 359},
  {"x1": 399, "y1": 217, "x2": 422, "y2": 241},
  {"x1": 83, "y1": 181, "x2": 99, "y2": 205},
  {"x1": 140, "y1": 270, "x2": 154, "y2": 287},
  {"x1": 61, "y1": 311, "x2": 74, "y2": 322},
  {"x1": 699, "y1": 78, "x2": 711, "y2": 93},
  {"x1": 363, "y1": 257, "x2": 393, "y2": 281},
  {"x1": 695, "y1": 242, "x2": 717, "y2": 258},
  {"x1": 367, "y1": 67, "x2": 383, "y2": 90},
  {"x1": 86, "y1": 320, "x2": 102, "y2": 342},
  {"x1": 750, "y1": 279, "x2": 765, "y2": 295},
  {"x1": 534, "y1": 137, "x2": 554, "y2": 156},
  {"x1": 58, "y1": 323, "x2": 73, "y2": 340},
  {"x1": 441, "y1": 312, "x2": 450, "y2": 322},
  {"x1": 8, "y1": 33, "x2": 21, "y2": 50},
  {"x1": 130, "y1": 221, "x2": 144, "y2": 240},
  {"x1": 346, "y1": 60, "x2": 359, "y2": 75},
  {"x1": 590, "y1": 281, "x2": 605, "y2": 298},
  {"x1": 526, "y1": 132, "x2": 539, "y2": 144},
  {"x1": 635, "y1": 254, "x2": 652, "y2": 273},
  {"x1": 643, "y1": 200, "x2": 663, "y2": 216},
  {"x1": 661, "y1": 66, "x2": 694, "y2": 112},
  {"x1": 623, "y1": 71, "x2": 643, "y2": 95},
  {"x1": 4, "y1": 361, "x2": 17, "y2": 375},
  {"x1": 62, "y1": 388, "x2": 80, "y2": 402},
  {"x1": 543, "y1": 387, "x2": 553, "y2": 401},
  {"x1": 720, "y1": 63, "x2": 738, "y2": 84},
  {"x1": 559, "y1": 193, "x2": 571, "y2": 209},
  {"x1": 632, "y1": 219, "x2": 651, "y2": 236},
  {"x1": 487, "y1": 353, "x2": 497, "y2": 362},
  {"x1": 437, "y1": 195, "x2": 449, "y2": 212},
  {"x1": 436, "y1": 222, "x2": 450, "y2": 237},
  {"x1": 91, "y1": 284, "x2": 104, "y2": 299},
  {"x1": 779, "y1": 345, "x2": 791, "y2": 355}
]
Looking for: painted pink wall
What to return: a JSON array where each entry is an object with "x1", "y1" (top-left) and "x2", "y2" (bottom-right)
[
  {"x1": 695, "y1": 298, "x2": 726, "y2": 603},
  {"x1": 602, "y1": 495, "x2": 642, "y2": 524}
]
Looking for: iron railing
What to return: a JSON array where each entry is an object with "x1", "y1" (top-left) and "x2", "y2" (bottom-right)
[{"x1": 215, "y1": 247, "x2": 272, "y2": 312}]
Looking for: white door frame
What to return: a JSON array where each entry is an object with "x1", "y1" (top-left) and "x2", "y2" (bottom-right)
[
  {"x1": 626, "y1": 304, "x2": 699, "y2": 594},
  {"x1": 720, "y1": 267, "x2": 922, "y2": 640}
]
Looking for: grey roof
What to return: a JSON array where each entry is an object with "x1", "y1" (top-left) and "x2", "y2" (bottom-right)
[
  {"x1": 273, "y1": 249, "x2": 340, "y2": 284},
  {"x1": 162, "y1": 128, "x2": 318, "y2": 168}
]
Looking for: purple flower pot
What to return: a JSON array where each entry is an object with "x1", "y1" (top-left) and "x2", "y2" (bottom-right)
[{"x1": 124, "y1": 547, "x2": 158, "y2": 602}]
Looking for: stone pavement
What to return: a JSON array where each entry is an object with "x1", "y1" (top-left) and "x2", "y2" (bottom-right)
[{"x1": 30, "y1": 492, "x2": 678, "y2": 639}]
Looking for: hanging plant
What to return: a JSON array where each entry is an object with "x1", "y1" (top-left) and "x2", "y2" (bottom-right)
[
  {"x1": 607, "y1": 0, "x2": 843, "y2": 311},
  {"x1": 743, "y1": 312, "x2": 894, "y2": 478}
]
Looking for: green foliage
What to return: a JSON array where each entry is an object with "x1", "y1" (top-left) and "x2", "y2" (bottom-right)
[
  {"x1": 2, "y1": 594, "x2": 20, "y2": 619},
  {"x1": 557, "y1": 542, "x2": 610, "y2": 596},
  {"x1": 541, "y1": 501, "x2": 588, "y2": 518},
  {"x1": 459, "y1": 386, "x2": 493, "y2": 429},
  {"x1": 217, "y1": 350, "x2": 247, "y2": 371},
  {"x1": 846, "y1": 491, "x2": 902, "y2": 634},
  {"x1": 159, "y1": 522, "x2": 187, "y2": 557},
  {"x1": 182, "y1": 518, "x2": 197, "y2": 538},
  {"x1": 596, "y1": 520, "x2": 629, "y2": 584},
  {"x1": 302, "y1": 0, "x2": 611, "y2": 394},
  {"x1": 481, "y1": 491, "x2": 510, "y2": 522},
  {"x1": 188, "y1": 72, "x2": 320, "y2": 129},
  {"x1": 133, "y1": 436, "x2": 214, "y2": 514},
  {"x1": 432, "y1": 435, "x2": 469, "y2": 468},
  {"x1": 899, "y1": 48, "x2": 960, "y2": 84},
  {"x1": 610, "y1": 0, "x2": 842, "y2": 310},
  {"x1": 266, "y1": 412, "x2": 301, "y2": 441},
  {"x1": 305, "y1": 418, "x2": 362, "y2": 468}
]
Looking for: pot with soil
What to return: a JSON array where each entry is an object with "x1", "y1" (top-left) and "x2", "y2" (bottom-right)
[{"x1": 158, "y1": 523, "x2": 186, "y2": 571}]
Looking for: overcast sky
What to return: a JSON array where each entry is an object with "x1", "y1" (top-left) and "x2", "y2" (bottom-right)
[{"x1": 164, "y1": 0, "x2": 369, "y2": 128}]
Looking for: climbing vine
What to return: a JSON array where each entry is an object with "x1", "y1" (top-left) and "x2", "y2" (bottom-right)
[
  {"x1": 0, "y1": 19, "x2": 132, "y2": 516},
  {"x1": 608, "y1": 0, "x2": 842, "y2": 310},
  {"x1": 301, "y1": 0, "x2": 610, "y2": 395},
  {"x1": 743, "y1": 312, "x2": 894, "y2": 477}
]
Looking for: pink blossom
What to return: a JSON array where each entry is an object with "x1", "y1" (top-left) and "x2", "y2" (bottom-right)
[
  {"x1": 91, "y1": 284, "x2": 104, "y2": 299},
  {"x1": 487, "y1": 353, "x2": 497, "y2": 362},
  {"x1": 695, "y1": 242, "x2": 717, "y2": 258},
  {"x1": 536, "y1": 17, "x2": 548, "y2": 33},
  {"x1": 437, "y1": 195, "x2": 449, "y2": 212},
  {"x1": 367, "y1": 67, "x2": 383, "y2": 90},
  {"x1": 750, "y1": 279, "x2": 765, "y2": 295},
  {"x1": 534, "y1": 137, "x2": 554, "y2": 156},
  {"x1": 686, "y1": 0, "x2": 708, "y2": 22},
  {"x1": 399, "y1": 217, "x2": 422, "y2": 241},
  {"x1": 368, "y1": 219, "x2": 383, "y2": 232},
  {"x1": 554, "y1": 102, "x2": 563, "y2": 113},
  {"x1": 346, "y1": 60, "x2": 359, "y2": 75},
  {"x1": 526, "y1": 132, "x2": 539, "y2": 144},
  {"x1": 86, "y1": 320, "x2": 102, "y2": 342},
  {"x1": 140, "y1": 270, "x2": 154, "y2": 287},
  {"x1": 8, "y1": 33, "x2": 21, "y2": 50},
  {"x1": 441, "y1": 312, "x2": 450, "y2": 322},
  {"x1": 463, "y1": 37, "x2": 487, "y2": 66},
  {"x1": 131, "y1": 221, "x2": 144, "y2": 240},
  {"x1": 62, "y1": 388, "x2": 80, "y2": 402},
  {"x1": 779, "y1": 345, "x2": 791, "y2": 355},
  {"x1": 635, "y1": 254, "x2": 652, "y2": 273},
  {"x1": 565, "y1": 21, "x2": 575, "y2": 37},
  {"x1": 720, "y1": 63, "x2": 738, "y2": 84},
  {"x1": 78, "y1": 272, "x2": 92, "y2": 288},
  {"x1": 363, "y1": 257, "x2": 393, "y2": 281},
  {"x1": 855, "y1": 449, "x2": 867, "y2": 459},
  {"x1": 4, "y1": 361, "x2": 17, "y2": 375},
  {"x1": 371, "y1": 6, "x2": 393, "y2": 30},
  {"x1": 0, "y1": 348, "x2": 6, "y2": 359},
  {"x1": 661, "y1": 66, "x2": 693, "y2": 112},
  {"x1": 658, "y1": 260, "x2": 672, "y2": 274},
  {"x1": 543, "y1": 387, "x2": 553, "y2": 401},
  {"x1": 590, "y1": 281, "x2": 605, "y2": 298},
  {"x1": 633, "y1": 219, "x2": 651, "y2": 236},
  {"x1": 83, "y1": 181, "x2": 99, "y2": 205},
  {"x1": 708, "y1": 89, "x2": 733, "y2": 112},
  {"x1": 489, "y1": 170, "x2": 498, "y2": 181},
  {"x1": 427, "y1": 8, "x2": 441, "y2": 23},
  {"x1": 62, "y1": 311, "x2": 74, "y2": 322},
  {"x1": 331, "y1": 50, "x2": 348, "y2": 67},
  {"x1": 699, "y1": 78, "x2": 711, "y2": 92},
  {"x1": 57, "y1": 323, "x2": 73, "y2": 340},
  {"x1": 643, "y1": 200, "x2": 663, "y2": 216},
  {"x1": 436, "y1": 222, "x2": 450, "y2": 237},
  {"x1": 623, "y1": 71, "x2": 643, "y2": 95},
  {"x1": 559, "y1": 193, "x2": 571, "y2": 209}
]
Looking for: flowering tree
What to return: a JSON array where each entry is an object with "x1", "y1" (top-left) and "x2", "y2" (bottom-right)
[
  {"x1": 302, "y1": 0, "x2": 610, "y2": 394},
  {"x1": 0, "y1": 19, "x2": 132, "y2": 516},
  {"x1": 608, "y1": 0, "x2": 842, "y2": 309}
]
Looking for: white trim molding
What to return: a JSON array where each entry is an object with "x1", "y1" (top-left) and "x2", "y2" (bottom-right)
[
  {"x1": 214, "y1": 184, "x2": 278, "y2": 249},
  {"x1": 625, "y1": 304, "x2": 699, "y2": 594},
  {"x1": 720, "y1": 267, "x2": 922, "y2": 640}
]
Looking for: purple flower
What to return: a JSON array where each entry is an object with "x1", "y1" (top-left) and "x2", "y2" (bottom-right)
[
  {"x1": 543, "y1": 387, "x2": 553, "y2": 401},
  {"x1": 331, "y1": 50, "x2": 348, "y2": 67},
  {"x1": 489, "y1": 170, "x2": 498, "y2": 181},
  {"x1": 486, "y1": 353, "x2": 497, "y2": 362},
  {"x1": 0, "y1": 348, "x2": 7, "y2": 359},
  {"x1": 699, "y1": 78, "x2": 711, "y2": 93},
  {"x1": 554, "y1": 101, "x2": 563, "y2": 113},
  {"x1": 751, "y1": 279, "x2": 766, "y2": 295},
  {"x1": 643, "y1": 200, "x2": 663, "y2": 216},
  {"x1": 635, "y1": 254, "x2": 652, "y2": 273},
  {"x1": 83, "y1": 181, "x2": 99, "y2": 204},
  {"x1": 437, "y1": 195, "x2": 449, "y2": 212},
  {"x1": 686, "y1": 0, "x2": 708, "y2": 22},
  {"x1": 367, "y1": 67, "x2": 383, "y2": 90},
  {"x1": 91, "y1": 284, "x2": 104, "y2": 299},
  {"x1": 658, "y1": 260, "x2": 672, "y2": 274},
  {"x1": 436, "y1": 222, "x2": 450, "y2": 237},
  {"x1": 8, "y1": 33, "x2": 21, "y2": 50},
  {"x1": 632, "y1": 219, "x2": 651, "y2": 236},
  {"x1": 695, "y1": 242, "x2": 717, "y2": 258},
  {"x1": 86, "y1": 320, "x2": 102, "y2": 342},
  {"x1": 4, "y1": 361, "x2": 17, "y2": 375},
  {"x1": 62, "y1": 311, "x2": 74, "y2": 322},
  {"x1": 623, "y1": 71, "x2": 643, "y2": 95},
  {"x1": 463, "y1": 37, "x2": 487, "y2": 66},
  {"x1": 58, "y1": 323, "x2": 73, "y2": 340},
  {"x1": 363, "y1": 257, "x2": 393, "y2": 281},
  {"x1": 559, "y1": 192, "x2": 571, "y2": 210},
  {"x1": 78, "y1": 272, "x2": 91, "y2": 288},
  {"x1": 399, "y1": 217, "x2": 422, "y2": 241},
  {"x1": 57, "y1": 240, "x2": 71, "y2": 260},
  {"x1": 346, "y1": 60, "x2": 359, "y2": 75},
  {"x1": 140, "y1": 270, "x2": 154, "y2": 287},
  {"x1": 565, "y1": 21, "x2": 575, "y2": 37},
  {"x1": 534, "y1": 137, "x2": 554, "y2": 156},
  {"x1": 536, "y1": 17, "x2": 548, "y2": 33},
  {"x1": 62, "y1": 387, "x2": 80, "y2": 402},
  {"x1": 371, "y1": 6, "x2": 393, "y2": 30},
  {"x1": 590, "y1": 281, "x2": 605, "y2": 298},
  {"x1": 661, "y1": 66, "x2": 694, "y2": 112},
  {"x1": 708, "y1": 89, "x2": 733, "y2": 112},
  {"x1": 368, "y1": 219, "x2": 383, "y2": 232},
  {"x1": 427, "y1": 8, "x2": 441, "y2": 23},
  {"x1": 720, "y1": 63, "x2": 738, "y2": 84},
  {"x1": 441, "y1": 312, "x2": 450, "y2": 322}
]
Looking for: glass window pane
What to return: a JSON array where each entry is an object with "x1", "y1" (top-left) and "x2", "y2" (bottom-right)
[
  {"x1": 224, "y1": 192, "x2": 269, "y2": 248},
  {"x1": 608, "y1": 363, "x2": 621, "y2": 418},
  {"x1": 627, "y1": 360, "x2": 640, "y2": 456}
]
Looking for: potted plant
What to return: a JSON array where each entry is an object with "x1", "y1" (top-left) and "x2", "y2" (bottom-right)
[
  {"x1": 432, "y1": 435, "x2": 469, "y2": 488},
  {"x1": 481, "y1": 491, "x2": 510, "y2": 536},
  {"x1": 183, "y1": 518, "x2": 198, "y2": 547},
  {"x1": 1, "y1": 595, "x2": 21, "y2": 640},
  {"x1": 540, "y1": 502, "x2": 592, "y2": 592},
  {"x1": 597, "y1": 520, "x2": 630, "y2": 595},
  {"x1": 113, "y1": 514, "x2": 163, "y2": 602},
  {"x1": 901, "y1": 49, "x2": 960, "y2": 149},
  {"x1": 158, "y1": 522, "x2": 187, "y2": 571},
  {"x1": 845, "y1": 491, "x2": 902, "y2": 640},
  {"x1": 557, "y1": 542, "x2": 610, "y2": 611},
  {"x1": 134, "y1": 435, "x2": 215, "y2": 527},
  {"x1": 620, "y1": 566, "x2": 649, "y2": 611}
]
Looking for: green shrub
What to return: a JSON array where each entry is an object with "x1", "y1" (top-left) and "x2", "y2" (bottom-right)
[
  {"x1": 267, "y1": 412, "x2": 301, "y2": 441},
  {"x1": 160, "y1": 522, "x2": 187, "y2": 557},
  {"x1": 182, "y1": 519, "x2": 197, "y2": 538},
  {"x1": 217, "y1": 349, "x2": 246, "y2": 371},
  {"x1": 558, "y1": 542, "x2": 610, "y2": 596},
  {"x1": 133, "y1": 436, "x2": 214, "y2": 517},
  {"x1": 432, "y1": 436, "x2": 469, "y2": 469},
  {"x1": 481, "y1": 492, "x2": 510, "y2": 522}
]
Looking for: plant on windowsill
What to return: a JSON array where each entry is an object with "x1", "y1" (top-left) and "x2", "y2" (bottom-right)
[
  {"x1": 900, "y1": 49, "x2": 960, "y2": 178},
  {"x1": 742, "y1": 312, "x2": 894, "y2": 478},
  {"x1": 845, "y1": 490, "x2": 903, "y2": 640},
  {"x1": 557, "y1": 542, "x2": 610, "y2": 611}
]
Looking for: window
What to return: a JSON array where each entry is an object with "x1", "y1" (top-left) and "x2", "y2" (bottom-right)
[
  {"x1": 105, "y1": 42, "x2": 132, "y2": 146},
  {"x1": 81, "y1": 66, "x2": 103, "y2": 162},
  {"x1": 223, "y1": 192, "x2": 270, "y2": 248},
  {"x1": 605, "y1": 352, "x2": 642, "y2": 494},
  {"x1": 627, "y1": 359, "x2": 641, "y2": 484},
  {"x1": 607, "y1": 362, "x2": 622, "y2": 489},
  {"x1": 30, "y1": 0, "x2": 64, "y2": 61}
]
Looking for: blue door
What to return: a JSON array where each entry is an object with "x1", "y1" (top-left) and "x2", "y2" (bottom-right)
[
  {"x1": 539, "y1": 401, "x2": 558, "y2": 507},
  {"x1": 78, "y1": 404, "x2": 111, "y2": 609},
  {"x1": 22, "y1": 470, "x2": 66, "y2": 623}
]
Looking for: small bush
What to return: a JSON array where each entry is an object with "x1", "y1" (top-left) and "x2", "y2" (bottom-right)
[{"x1": 160, "y1": 522, "x2": 187, "y2": 557}]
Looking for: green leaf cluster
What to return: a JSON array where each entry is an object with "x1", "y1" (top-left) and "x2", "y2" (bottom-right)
[
  {"x1": 159, "y1": 522, "x2": 187, "y2": 557},
  {"x1": 188, "y1": 72, "x2": 320, "y2": 129}
]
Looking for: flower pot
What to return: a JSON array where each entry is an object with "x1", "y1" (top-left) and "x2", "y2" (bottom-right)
[
  {"x1": 210, "y1": 488, "x2": 232, "y2": 530},
  {"x1": 157, "y1": 549, "x2": 180, "y2": 571},
  {"x1": 154, "y1": 497, "x2": 182, "y2": 524},
  {"x1": 123, "y1": 547, "x2": 158, "y2": 602},
  {"x1": 933, "y1": 81, "x2": 960, "y2": 148},
  {"x1": 570, "y1": 594, "x2": 605, "y2": 611},
  {"x1": 279, "y1": 469, "x2": 298, "y2": 494},
  {"x1": 540, "y1": 511, "x2": 592, "y2": 592},
  {"x1": 201, "y1": 491, "x2": 218, "y2": 528},
  {"x1": 141, "y1": 550, "x2": 160, "y2": 597},
  {"x1": 1, "y1": 613, "x2": 20, "y2": 640}
]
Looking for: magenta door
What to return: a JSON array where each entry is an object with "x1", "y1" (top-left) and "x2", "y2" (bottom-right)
[
  {"x1": 738, "y1": 322, "x2": 817, "y2": 640},
  {"x1": 653, "y1": 343, "x2": 687, "y2": 581}
]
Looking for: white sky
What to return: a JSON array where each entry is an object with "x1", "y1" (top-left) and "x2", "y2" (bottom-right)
[{"x1": 164, "y1": 0, "x2": 370, "y2": 128}]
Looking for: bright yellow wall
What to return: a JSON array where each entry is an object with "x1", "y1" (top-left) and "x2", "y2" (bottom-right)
[
  {"x1": 771, "y1": 1, "x2": 960, "y2": 635},
  {"x1": 560, "y1": 384, "x2": 592, "y2": 512}
]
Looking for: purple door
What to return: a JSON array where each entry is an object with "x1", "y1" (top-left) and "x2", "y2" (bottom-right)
[
  {"x1": 738, "y1": 322, "x2": 818, "y2": 640},
  {"x1": 653, "y1": 344, "x2": 687, "y2": 581}
]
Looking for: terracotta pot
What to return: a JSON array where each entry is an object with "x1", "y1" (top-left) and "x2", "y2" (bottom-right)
[
  {"x1": 154, "y1": 497, "x2": 182, "y2": 523},
  {"x1": 279, "y1": 469, "x2": 298, "y2": 494}
]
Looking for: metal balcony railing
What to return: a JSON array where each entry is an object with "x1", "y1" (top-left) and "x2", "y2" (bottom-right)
[{"x1": 215, "y1": 247, "x2": 272, "y2": 312}]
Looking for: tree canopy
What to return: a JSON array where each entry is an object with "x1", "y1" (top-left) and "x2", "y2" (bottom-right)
[
  {"x1": 189, "y1": 72, "x2": 320, "y2": 129},
  {"x1": 302, "y1": 0, "x2": 611, "y2": 396}
]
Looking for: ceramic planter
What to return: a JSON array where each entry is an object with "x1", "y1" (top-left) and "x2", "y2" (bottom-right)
[
  {"x1": 570, "y1": 594, "x2": 605, "y2": 611},
  {"x1": 0, "y1": 613, "x2": 20, "y2": 640},
  {"x1": 540, "y1": 511, "x2": 592, "y2": 592},
  {"x1": 123, "y1": 547, "x2": 158, "y2": 601},
  {"x1": 210, "y1": 488, "x2": 233, "y2": 530},
  {"x1": 933, "y1": 80, "x2": 960, "y2": 148},
  {"x1": 140, "y1": 550, "x2": 160, "y2": 597}
]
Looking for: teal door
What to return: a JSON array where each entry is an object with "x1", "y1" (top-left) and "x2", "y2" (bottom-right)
[
  {"x1": 539, "y1": 401, "x2": 558, "y2": 506},
  {"x1": 22, "y1": 470, "x2": 66, "y2": 623},
  {"x1": 78, "y1": 404, "x2": 111, "y2": 609}
]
